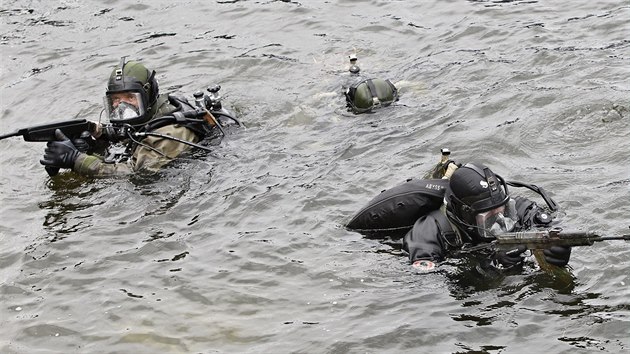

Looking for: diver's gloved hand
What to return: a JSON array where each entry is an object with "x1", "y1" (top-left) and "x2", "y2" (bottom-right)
[
  {"x1": 40, "y1": 129, "x2": 81, "y2": 170},
  {"x1": 494, "y1": 245, "x2": 527, "y2": 268},
  {"x1": 72, "y1": 131, "x2": 94, "y2": 153},
  {"x1": 543, "y1": 246, "x2": 572, "y2": 267}
]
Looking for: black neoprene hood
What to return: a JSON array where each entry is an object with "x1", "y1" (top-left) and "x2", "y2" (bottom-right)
[{"x1": 448, "y1": 163, "x2": 510, "y2": 217}]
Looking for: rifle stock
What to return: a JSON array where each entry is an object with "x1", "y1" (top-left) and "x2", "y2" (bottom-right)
[{"x1": 1, "y1": 108, "x2": 229, "y2": 177}]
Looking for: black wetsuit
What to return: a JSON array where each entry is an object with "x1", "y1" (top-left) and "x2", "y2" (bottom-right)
[{"x1": 402, "y1": 196, "x2": 553, "y2": 263}]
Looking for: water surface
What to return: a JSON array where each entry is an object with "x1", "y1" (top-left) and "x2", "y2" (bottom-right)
[{"x1": 1, "y1": 1, "x2": 629, "y2": 353}]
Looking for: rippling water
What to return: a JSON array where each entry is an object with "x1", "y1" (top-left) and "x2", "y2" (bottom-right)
[{"x1": 1, "y1": 1, "x2": 629, "y2": 353}]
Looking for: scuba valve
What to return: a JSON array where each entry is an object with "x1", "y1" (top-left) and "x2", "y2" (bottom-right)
[
  {"x1": 203, "y1": 85, "x2": 238, "y2": 123},
  {"x1": 192, "y1": 85, "x2": 223, "y2": 112},
  {"x1": 423, "y1": 148, "x2": 459, "y2": 179},
  {"x1": 206, "y1": 85, "x2": 223, "y2": 111},
  {"x1": 193, "y1": 84, "x2": 244, "y2": 133},
  {"x1": 193, "y1": 88, "x2": 226, "y2": 137},
  {"x1": 348, "y1": 54, "x2": 360, "y2": 74}
]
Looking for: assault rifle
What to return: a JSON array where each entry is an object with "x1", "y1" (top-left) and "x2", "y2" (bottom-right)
[
  {"x1": 0, "y1": 107, "x2": 235, "y2": 176},
  {"x1": 0, "y1": 119, "x2": 99, "y2": 176},
  {"x1": 0, "y1": 119, "x2": 97, "y2": 143},
  {"x1": 460, "y1": 227, "x2": 630, "y2": 254}
]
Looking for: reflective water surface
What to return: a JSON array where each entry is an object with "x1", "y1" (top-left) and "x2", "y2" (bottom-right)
[{"x1": 1, "y1": 1, "x2": 629, "y2": 353}]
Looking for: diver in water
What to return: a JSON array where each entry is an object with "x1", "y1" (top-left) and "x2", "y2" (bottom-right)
[
  {"x1": 343, "y1": 54, "x2": 399, "y2": 114},
  {"x1": 346, "y1": 159, "x2": 572, "y2": 271},
  {"x1": 40, "y1": 57, "x2": 241, "y2": 176},
  {"x1": 403, "y1": 163, "x2": 571, "y2": 270}
]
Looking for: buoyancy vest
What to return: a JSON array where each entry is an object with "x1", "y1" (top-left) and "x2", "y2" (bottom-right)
[{"x1": 346, "y1": 178, "x2": 449, "y2": 237}]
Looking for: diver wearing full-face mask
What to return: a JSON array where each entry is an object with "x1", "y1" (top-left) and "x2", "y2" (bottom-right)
[
  {"x1": 342, "y1": 54, "x2": 399, "y2": 114},
  {"x1": 40, "y1": 57, "x2": 240, "y2": 176},
  {"x1": 402, "y1": 163, "x2": 572, "y2": 270}
]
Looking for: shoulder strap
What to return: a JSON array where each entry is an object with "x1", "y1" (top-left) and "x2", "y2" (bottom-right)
[{"x1": 434, "y1": 210, "x2": 462, "y2": 249}]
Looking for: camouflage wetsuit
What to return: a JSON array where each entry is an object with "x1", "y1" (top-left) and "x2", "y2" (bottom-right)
[{"x1": 73, "y1": 94, "x2": 200, "y2": 176}]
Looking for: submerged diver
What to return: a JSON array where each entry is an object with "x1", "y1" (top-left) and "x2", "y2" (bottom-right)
[
  {"x1": 343, "y1": 54, "x2": 399, "y2": 114},
  {"x1": 40, "y1": 57, "x2": 241, "y2": 176},
  {"x1": 347, "y1": 162, "x2": 571, "y2": 271}
]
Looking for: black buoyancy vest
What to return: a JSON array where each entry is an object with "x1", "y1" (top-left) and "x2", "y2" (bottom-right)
[{"x1": 346, "y1": 178, "x2": 449, "y2": 236}]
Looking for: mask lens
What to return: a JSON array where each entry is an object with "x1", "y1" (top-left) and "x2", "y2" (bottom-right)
[
  {"x1": 110, "y1": 101, "x2": 140, "y2": 120},
  {"x1": 475, "y1": 199, "x2": 517, "y2": 239},
  {"x1": 104, "y1": 91, "x2": 145, "y2": 122}
]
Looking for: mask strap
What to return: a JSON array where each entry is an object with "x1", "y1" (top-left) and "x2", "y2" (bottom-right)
[
  {"x1": 365, "y1": 79, "x2": 380, "y2": 107},
  {"x1": 146, "y1": 70, "x2": 156, "y2": 90},
  {"x1": 461, "y1": 163, "x2": 509, "y2": 211},
  {"x1": 462, "y1": 163, "x2": 486, "y2": 178},
  {"x1": 484, "y1": 168, "x2": 498, "y2": 192}
]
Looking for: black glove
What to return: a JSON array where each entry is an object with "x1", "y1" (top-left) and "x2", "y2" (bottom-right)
[
  {"x1": 494, "y1": 245, "x2": 527, "y2": 269},
  {"x1": 543, "y1": 246, "x2": 572, "y2": 267},
  {"x1": 72, "y1": 131, "x2": 94, "y2": 153},
  {"x1": 40, "y1": 129, "x2": 81, "y2": 170}
]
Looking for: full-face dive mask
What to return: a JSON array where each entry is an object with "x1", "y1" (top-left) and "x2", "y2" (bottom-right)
[
  {"x1": 104, "y1": 92, "x2": 145, "y2": 122},
  {"x1": 104, "y1": 57, "x2": 158, "y2": 126},
  {"x1": 474, "y1": 198, "x2": 518, "y2": 239},
  {"x1": 446, "y1": 163, "x2": 518, "y2": 241}
]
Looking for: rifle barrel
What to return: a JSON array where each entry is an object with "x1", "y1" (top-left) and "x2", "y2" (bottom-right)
[
  {"x1": 0, "y1": 130, "x2": 23, "y2": 141},
  {"x1": 601, "y1": 234, "x2": 630, "y2": 241}
]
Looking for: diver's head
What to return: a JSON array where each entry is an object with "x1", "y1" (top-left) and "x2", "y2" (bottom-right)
[
  {"x1": 345, "y1": 78, "x2": 399, "y2": 114},
  {"x1": 445, "y1": 163, "x2": 517, "y2": 241},
  {"x1": 104, "y1": 57, "x2": 159, "y2": 126}
]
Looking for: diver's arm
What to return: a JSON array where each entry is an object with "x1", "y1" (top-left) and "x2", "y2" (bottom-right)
[
  {"x1": 402, "y1": 212, "x2": 448, "y2": 266},
  {"x1": 132, "y1": 125, "x2": 199, "y2": 171},
  {"x1": 73, "y1": 125, "x2": 198, "y2": 176}
]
